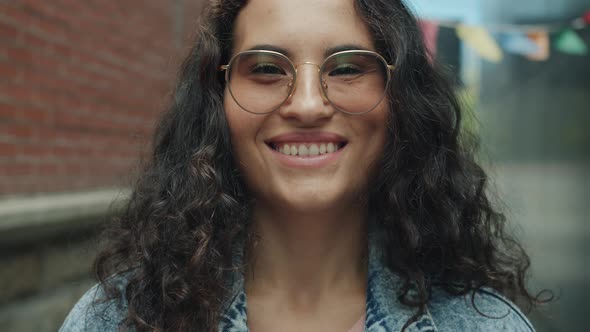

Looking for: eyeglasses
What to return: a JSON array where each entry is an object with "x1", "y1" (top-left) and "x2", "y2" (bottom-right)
[{"x1": 220, "y1": 50, "x2": 395, "y2": 115}]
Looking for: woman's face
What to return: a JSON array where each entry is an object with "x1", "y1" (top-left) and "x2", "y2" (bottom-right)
[{"x1": 224, "y1": 0, "x2": 388, "y2": 212}]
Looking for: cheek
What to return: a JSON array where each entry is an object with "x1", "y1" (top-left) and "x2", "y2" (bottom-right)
[
  {"x1": 224, "y1": 94, "x2": 247, "y2": 144},
  {"x1": 365, "y1": 105, "x2": 389, "y2": 144},
  {"x1": 223, "y1": 94, "x2": 263, "y2": 160},
  {"x1": 359, "y1": 106, "x2": 389, "y2": 168}
]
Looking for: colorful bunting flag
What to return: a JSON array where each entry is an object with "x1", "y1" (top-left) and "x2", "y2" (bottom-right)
[
  {"x1": 554, "y1": 29, "x2": 589, "y2": 56},
  {"x1": 418, "y1": 9, "x2": 588, "y2": 63},
  {"x1": 456, "y1": 24, "x2": 503, "y2": 63},
  {"x1": 419, "y1": 20, "x2": 440, "y2": 64},
  {"x1": 526, "y1": 31, "x2": 550, "y2": 61},
  {"x1": 499, "y1": 32, "x2": 540, "y2": 56}
]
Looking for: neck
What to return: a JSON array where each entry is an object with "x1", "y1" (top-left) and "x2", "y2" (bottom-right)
[{"x1": 245, "y1": 201, "x2": 368, "y2": 302}]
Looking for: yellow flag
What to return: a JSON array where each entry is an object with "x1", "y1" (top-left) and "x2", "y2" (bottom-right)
[{"x1": 456, "y1": 24, "x2": 503, "y2": 63}]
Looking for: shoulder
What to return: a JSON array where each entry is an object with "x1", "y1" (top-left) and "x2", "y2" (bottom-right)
[
  {"x1": 59, "y1": 278, "x2": 129, "y2": 332},
  {"x1": 427, "y1": 287, "x2": 535, "y2": 332}
]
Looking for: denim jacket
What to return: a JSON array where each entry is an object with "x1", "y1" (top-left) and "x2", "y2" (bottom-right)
[{"x1": 60, "y1": 239, "x2": 534, "y2": 332}]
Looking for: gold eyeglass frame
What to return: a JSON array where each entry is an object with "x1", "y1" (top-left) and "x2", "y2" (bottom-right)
[{"x1": 219, "y1": 49, "x2": 395, "y2": 115}]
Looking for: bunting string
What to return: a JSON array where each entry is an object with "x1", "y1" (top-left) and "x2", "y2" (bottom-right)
[
  {"x1": 428, "y1": 17, "x2": 585, "y2": 34},
  {"x1": 418, "y1": 9, "x2": 590, "y2": 62}
]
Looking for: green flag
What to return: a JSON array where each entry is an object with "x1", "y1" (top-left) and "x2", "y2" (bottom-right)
[{"x1": 554, "y1": 29, "x2": 588, "y2": 55}]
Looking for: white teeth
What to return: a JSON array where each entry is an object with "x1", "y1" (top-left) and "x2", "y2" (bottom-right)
[
  {"x1": 327, "y1": 143, "x2": 335, "y2": 153},
  {"x1": 298, "y1": 144, "x2": 308, "y2": 156},
  {"x1": 282, "y1": 144, "x2": 290, "y2": 155},
  {"x1": 273, "y1": 142, "x2": 343, "y2": 156},
  {"x1": 309, "y1": 144, "x2": 319, "y2": 156}
]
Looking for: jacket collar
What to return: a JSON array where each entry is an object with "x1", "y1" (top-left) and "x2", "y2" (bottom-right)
[{"x1": 219, "y1": 237, "x2": 437, "y2": 332}]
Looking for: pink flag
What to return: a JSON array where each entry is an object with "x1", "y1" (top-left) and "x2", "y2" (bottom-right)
[{"x1": 419, "y1": 20, "x2": 439, "y2": 63}]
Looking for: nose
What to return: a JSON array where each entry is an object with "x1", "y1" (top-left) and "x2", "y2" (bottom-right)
[{"x1": 278, "y1": 63, "x2": 333, "y2": 124}]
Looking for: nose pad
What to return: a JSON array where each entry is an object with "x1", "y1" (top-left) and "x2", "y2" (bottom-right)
[
  {"x1": 279, "y1": 63, "x2": 333, "y2": 121},
  {"x1": 320, "y1": 79, "x2": 329, "y2": 103},
  {"x1": 286, "y1": 63, "x2": 329, "y2": 104}
]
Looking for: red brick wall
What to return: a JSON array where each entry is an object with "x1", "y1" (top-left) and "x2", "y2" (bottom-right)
[{"x1": 0, "y1": 0, "x2": 205, "y2": 196}]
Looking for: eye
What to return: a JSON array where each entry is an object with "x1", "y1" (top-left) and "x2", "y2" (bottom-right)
[
  {"x1": 251, "y1": 63, "x2": 287, "y2": 75},
  {"x1": 328, "y1": 64, "x2": 363, "y2": 76}
]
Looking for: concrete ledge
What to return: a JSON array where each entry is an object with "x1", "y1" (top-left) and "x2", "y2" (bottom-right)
[
  {"x1": 0, "y1": 279, "x2": 94, "y2": 332},
  {"x1": 0, "y1": 188, "x2": 130, "y2": 246}
]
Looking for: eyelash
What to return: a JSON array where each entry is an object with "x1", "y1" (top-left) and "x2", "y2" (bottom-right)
[
  {"x1": 329, "y1": 65, "x2": 362, "y2": 76},
  {"x1": 251, "y1": 64, "x2": 286, "y2": 75}
]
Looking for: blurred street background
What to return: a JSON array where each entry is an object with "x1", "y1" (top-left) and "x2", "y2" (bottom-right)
[{"x1": 1, "y1": 1, "x2": 588, "y2": 331}]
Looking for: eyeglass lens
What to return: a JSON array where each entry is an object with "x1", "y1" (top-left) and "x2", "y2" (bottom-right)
[{"x1": 227, "y1": 51, "x2": 388, "y2": 114}]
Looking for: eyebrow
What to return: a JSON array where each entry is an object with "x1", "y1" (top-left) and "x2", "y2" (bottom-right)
[
  {"x1": 324, "y1": 44, "x2": 371, "y2": 57},
  {"x1": 244, "y1": 43, "x2": 372, "y2": 59},
  {"x1": 246, "y1": 44, "x2": 291, "y2": 57}
]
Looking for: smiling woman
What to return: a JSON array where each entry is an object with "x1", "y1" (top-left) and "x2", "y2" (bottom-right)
[{"x1": 60, "y1": 0, "x2": 547, "y2": 331}]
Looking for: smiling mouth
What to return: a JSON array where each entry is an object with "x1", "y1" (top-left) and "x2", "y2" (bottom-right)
[{"x1": 266, "y1": 142, "x2": 347, "y2": 157}]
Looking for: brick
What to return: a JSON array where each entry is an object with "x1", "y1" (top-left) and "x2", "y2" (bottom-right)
[
  {"x1": 20, "y1": 107, "x2": 53, "y2": 124},
  {"x1": 0, "y1": 102, "x2": 52, "y2": 124},
  {"x1": 0, "y1": 61, "x2": 22, "y2": 83},
  {"x1": 1, "y1": 44, "x2": 34, "y2": 64},
  {"x1": 0, "y1": 0, "x2": 204, "y2": 196},
  {"x1": 0, "y1": 142, "x2": 17, "y2": 157},
  {"x1": 36, "y1": 128, "x2": 91, "y2": 147},
  {"x1": 26, "y1": 13, "x2": 64, "y2": 38},
  {"x1": 50, "y1": 145, "x2": 77, "y2": 158},
  {"x1": 17, "y1": 29, "x2": 52, "y2": 52},
  {"x1": 0, "y1": 123, "x2": 36, "y2": 140},
  {"x1": 0, "y1": 162, "x2": 36, "y2": 176},
  {"x1": 59, "y1": 163, "x2": 85, "y2": 175},
  {"x1": 0, "y1": 21, "x2": 21, "y2": 41},
  {"x1": 18, "y1": 144, "x2": 54, "y2": 160},
  {"x1": 0, "y1": 84, "x2": 35, "y2": 104},
  {"x1": 0, "y1": 104, "x2": 18, "y2": 120},
  {"x1": 35, "y1": 163, "x2": 59, "y2": 176},
  {"x1": 0, "y1": 6, "x2": 33, "y2": 30}
]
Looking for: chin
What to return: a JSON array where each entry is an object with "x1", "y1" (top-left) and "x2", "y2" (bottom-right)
[{"x1": 268, "y1": 185, "x2": 361, "y2": 214}]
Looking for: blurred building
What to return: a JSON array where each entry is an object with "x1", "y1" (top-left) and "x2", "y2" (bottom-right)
[
  {"x1": 0, "y1": 1, "x2": 204, "y2": 331},
  {"x1": 412, "y1": 0, "x2": 590, "y2": 331}
]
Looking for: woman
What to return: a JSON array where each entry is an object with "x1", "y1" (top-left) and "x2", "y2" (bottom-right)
[{"x1": 60, "y1": 0, "x2": 547, "y2": 331}]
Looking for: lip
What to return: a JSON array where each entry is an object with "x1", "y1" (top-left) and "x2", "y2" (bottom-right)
[
  {"x1": 265, "y1": 131, "x2": 347, "y2": 144},
  {"x1": 264, "y1": 131, "x2": 348, "y2": 169},
  {"x1": 266, "y1": 143, "x2": 346, "y2": 168}
]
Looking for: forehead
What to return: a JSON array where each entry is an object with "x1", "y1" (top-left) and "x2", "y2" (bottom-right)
[{"x1": 232, "y1": 0, "x2": 375, "y2": 59}]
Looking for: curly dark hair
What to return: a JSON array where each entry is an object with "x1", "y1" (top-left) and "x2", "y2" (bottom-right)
[{"x1": 94, "y1": 0, "x2": 548, "y2": 331}]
